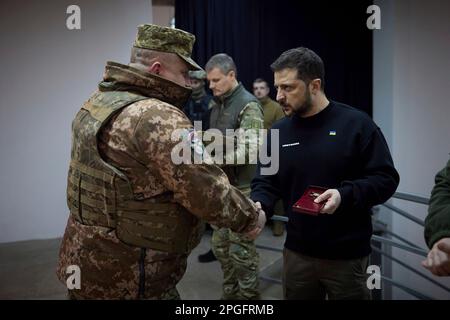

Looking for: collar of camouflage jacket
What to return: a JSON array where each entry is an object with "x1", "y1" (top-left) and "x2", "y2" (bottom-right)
[{"x1": 98, "y1": 61, "x2": 192, "y2": 108}]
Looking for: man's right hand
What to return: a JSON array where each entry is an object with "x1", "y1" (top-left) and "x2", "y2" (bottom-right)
[{"x1": 244, "y1": 201, "x2": 266, "y2": 240}]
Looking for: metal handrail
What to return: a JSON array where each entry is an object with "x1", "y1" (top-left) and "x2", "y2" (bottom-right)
[
  {"x1": 371, "y1": 235, "x2": 428, "y2": 257},
  {"x1": 380, "y1": 275, "x2": 433, "y2": 300},
  {"x1": 373, "y1": 219, "x2": 424, "y2": 249},
  {"x1": 381, "y1": 229, "x2": 424, "y2": 249},
  {"x1": 270, "y1": 217, "x2": 428, "y2": 255},
  {"x1": 371, "y1": 246, "x2": 450, "y2": 293},
  {"x1": 382, "y1": 202, "x2": 425, "y2": 227},
  {"x1": 271, "y1": 214, "x2": 288, "y2": 222},
  {"x1": 393, "y1": 192, "x2": 429, "y2": 205}
]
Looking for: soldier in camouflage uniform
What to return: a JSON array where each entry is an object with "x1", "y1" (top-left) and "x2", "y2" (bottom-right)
[
  {"x1": 205, "y1": 54, "x2": 265, "y2": 300},
  {"x1": 183, "y1": 70, "x2": 212, "y2": 126},
  {"x1": 56, "y1": 24, "x2": 265, "y2": 300}
]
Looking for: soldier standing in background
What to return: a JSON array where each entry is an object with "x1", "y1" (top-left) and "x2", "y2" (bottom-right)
[
  {"x1": 253, "y1": 78, "x2": 285, "y2": 236},
  {"x1": 205, "y1": 53, "x2": 264, "y2": 300},
  {"x1": 57, "y1": 24, "x2": 265, "y2": 300},
  {"x1": 253, "y1": 78, "x2": 284, "y2": 129},
  {"x1": 183, "y1": 70, "x2": 212, "y2": 127},
  {"x1": 183, "y1": 70, "x2": 217, "y2": 263}
]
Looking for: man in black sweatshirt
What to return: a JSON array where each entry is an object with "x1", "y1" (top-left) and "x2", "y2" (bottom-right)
[{"x1": 250, "y1": 47, "x2": 400, "y2": 300}]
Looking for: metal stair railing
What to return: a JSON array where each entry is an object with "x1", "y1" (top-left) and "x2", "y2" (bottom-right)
[
  {"x1": 371, "y1": 235, "x2": 428, "y2": 257},
  {"x1": 256, "y1": 191, "x2": 450, "y2": 300},
  {"x1": 392, "y1": 192, "x2": 429, "y2": 205},
  {"x1": 382, "y1": 202, "x2": 425, "y2": 227},
  {"x1": 373, "y1": 219, "x2": 423, "y2": 249},
  {"x1": 371, "y1": 246, "x2": 450, "y2": 294}
]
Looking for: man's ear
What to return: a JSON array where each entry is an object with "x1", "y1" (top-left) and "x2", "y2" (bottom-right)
[
  {"x1": 227, "y1": 70, "x2": 236, "y2": 79},
  {"x1": 149, "y1": 61, "x2": 161, "y2": 74},
  {"x1": 310, "y1": 79, "x2": 322, "y2": 94}
]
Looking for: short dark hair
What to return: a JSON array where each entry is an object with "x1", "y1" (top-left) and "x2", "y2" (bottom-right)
[
  {"x1": 205, "y1": 53, "x2": 237, "y2": 77},
  {"x1": 271, "y1": 47, "x2": 325, "y2": 90},
  {"x1": 253, "y1": 78, "x2": 269, "y2": 87}
]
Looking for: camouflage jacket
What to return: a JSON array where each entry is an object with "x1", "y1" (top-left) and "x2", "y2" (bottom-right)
[
  {"x1": 208, "y1": 83, "x2": 264, "y2": 192},
  {"x1": 57, "y1": 62, "x2": 259, "y2": 299}
]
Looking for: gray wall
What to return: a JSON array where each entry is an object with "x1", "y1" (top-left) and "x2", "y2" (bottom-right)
[
  {"x1": 0, "y1": 0, "x2": 151, "y2": 243},
  {"x1": 374, "y1": 0, "x2": 450, "y2": 299}
]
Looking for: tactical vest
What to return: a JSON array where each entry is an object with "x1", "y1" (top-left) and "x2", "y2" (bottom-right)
[
  {"x1": 208, "y1": 84, "x2": 260, "y2": 193},
  {"x1": 67, "y1": 90, "x2": 203, "y2": 254},
  {"x1": 209, "y1": 84, "x2": 259, "y2": 133}
]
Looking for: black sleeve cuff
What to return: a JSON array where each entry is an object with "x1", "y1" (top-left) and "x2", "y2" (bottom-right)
[{"x1": 250, "y1": 196, "x2": 274, "y2": 218}]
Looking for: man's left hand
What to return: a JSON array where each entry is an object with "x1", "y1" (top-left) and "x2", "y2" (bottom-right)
[
  {"x1": 422, "y1": 237, "x2": 450, "y2": 276},
  {"x1": 314, "y1": 189, "x2": 341, "y2": 214}
]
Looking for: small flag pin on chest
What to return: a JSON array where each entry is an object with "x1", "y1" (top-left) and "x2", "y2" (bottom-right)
[{"x1": 329, "y1": 130, "x2": 336, "y2": 136}]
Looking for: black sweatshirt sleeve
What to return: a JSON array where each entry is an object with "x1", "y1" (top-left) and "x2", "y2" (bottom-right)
[
  {"x1": 250, "y1": 130, "x2": 280, "y2": 217},
  {"x1": 337, "y1": 127, "x2": 400, "y2": 212}
]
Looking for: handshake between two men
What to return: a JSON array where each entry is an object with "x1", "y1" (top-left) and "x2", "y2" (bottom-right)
[{"x1": 243, "y1": 201, "x2": 267, "y2": 240}]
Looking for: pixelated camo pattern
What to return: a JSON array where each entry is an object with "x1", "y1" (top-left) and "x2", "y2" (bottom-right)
[{"x1": 57, "y1": 62, "x2": 258, "y2": 299}]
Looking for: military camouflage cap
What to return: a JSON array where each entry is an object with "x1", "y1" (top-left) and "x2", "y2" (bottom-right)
[
  {"x1": 134, "y1": 24, "x2": 202, "y2": 71},
  {"x1": 188, "y1": 70, "x2": 206, "y2": 80}
]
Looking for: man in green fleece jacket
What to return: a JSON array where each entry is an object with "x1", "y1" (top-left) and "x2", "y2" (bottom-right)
[
  {"x1": 423, "y1": 158, "x2": 450, "y2": 276},
  {"x1": 253, "y1": 78, "x2": 285, "y2": 129}
]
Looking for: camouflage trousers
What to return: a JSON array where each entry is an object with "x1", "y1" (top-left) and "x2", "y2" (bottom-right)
[{"x1": 212, "y1": 228, "x2": 260, "y2": 300}]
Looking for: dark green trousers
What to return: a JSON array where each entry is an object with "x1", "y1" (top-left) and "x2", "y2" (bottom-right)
[{"x1": 283, "y1": 247, "x2": 371, "y2": 300}]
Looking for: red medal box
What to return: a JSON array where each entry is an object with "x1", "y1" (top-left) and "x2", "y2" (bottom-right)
[{"x1": 292, "y1": 185, "x2": 328, "y2": 216}]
